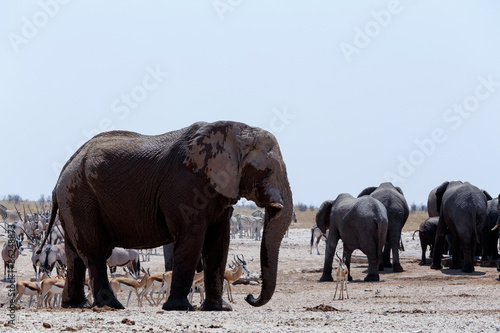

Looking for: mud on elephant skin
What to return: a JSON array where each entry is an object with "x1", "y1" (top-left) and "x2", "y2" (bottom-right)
[
  {"x1": 316, "y1": 194, "x2": 388, "y2": 282},
  {"x1": 38, "y1": 121, "x2": 293, "y2": 311}
]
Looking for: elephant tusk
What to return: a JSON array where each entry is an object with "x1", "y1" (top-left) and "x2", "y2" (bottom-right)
[
  {"x1": 492, "y1": 224, "x2": 499, "y2": 231},
  {"x1": 268, "y1": 202, "x2": 284, "y2": 209}
]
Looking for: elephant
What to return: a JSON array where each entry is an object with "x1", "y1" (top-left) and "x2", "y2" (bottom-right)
[
  {"x1": 358, "y1": 182, "x2": 409, "y2": 272},
  {"x1": 317, "y1": 194, "x2": 388, "y2": 282},
  {"x1": 414, "y1": 217, "x2": 450, "y2": 265},
  {"x1": 431, "y1": 181, "x2": 489, "y2": 273},
  {"x1": 38, "y1": 120, "x2": 293, "y2": 311},
  {"x1": 482, "y1": 197, "x2": 499, "y2": 261},
  {"x1": 427, "y1": 186, "x2": 439, "y2": 217}
]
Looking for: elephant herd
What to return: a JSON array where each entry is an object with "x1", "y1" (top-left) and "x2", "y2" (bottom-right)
[
  {"x1": 317, "y1": 180, "x2": 499, "y2": 284},
  {"x1": 22, "y1": 120, "x2": 500, "y2": 312}
]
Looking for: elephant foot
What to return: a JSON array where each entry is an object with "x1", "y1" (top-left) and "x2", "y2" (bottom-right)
[
  {"x1": 383, "y1": 262, "x2": 393, "y2": 268},
  {"x1": 392, "y1": 263, "x2": 404, "y2": 272},
  {"x1": 162, "y1": 298, "x2": 195, "y2": 311},
  {"x1": 418, "y1": 260, "x2": 426, "y2": 266},
  {"x1": 461, "y1": 265, "x2": 474, "y2": 273},
  {"x1": 200, "y1": 299, "x2": 232, "y2": 311},
  {"x1": 430, "y1": 263, "x2": 442, "y2": 270},
  {"x1": 378, "y1": 264, "x2": 384, "y2": 271},
  {"x1": 449, "y1": 263, "x2": 462, "y2": 270},
  {"x1": 348, "y1": 274, "x2": 353, "y2": 282},
  {"x1": 93, "y1": 290, "x2": 124, "y2": 309},
  {"x1": 61, "y1": 297, "x2": 92, "y2": 309},
  {"x1": 318, "y1": 275, "x2": 334, "y2": 282},
  {"x1": 364, "y1": 274, "x2": 380, "y2": 282}
]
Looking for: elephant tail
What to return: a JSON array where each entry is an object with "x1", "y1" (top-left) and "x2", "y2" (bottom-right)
[
  {"x1": 412, "y1": 230, "x2": 419, "y2": 240},
  {"x1": 37, "y1": 192, "x2": 59, "y2": 255}
]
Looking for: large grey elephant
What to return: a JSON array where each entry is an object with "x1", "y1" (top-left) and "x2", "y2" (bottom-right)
[
  {"x1": 431, "y1": 181, "x2": 489, "y2": 273},
  {"x1": 358, "y1": 182, "x2": 409, "y2": 272},
  {"x1": 317, "y1": 194, "x2": 388, "y2": 282},
  {"x1": 39, "y1": 121, "x2": 293, "y2": 311}
]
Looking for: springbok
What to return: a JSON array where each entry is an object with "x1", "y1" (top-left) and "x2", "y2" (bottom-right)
[
  {"x1": 334, "y1": 253, "x2": 349, "y2": 300},
  {"x1": 188, "y1": 270, "x2": 205, "y2": 305},
  {"x1": 15, "y1": 280, "x2": 42, "y2": 307},
  {"x1": 140, "y1": 269, "x2": 164, "y2": 306},
  {"x1": 109, "y1": 269, "x2": 150, "y2": 307},
  {"x1": 38, "y1": 276, "x2": 65, "y2": 308},
  {"x1": 223, "y1": 255, "x2": 249, "y2": 303}
]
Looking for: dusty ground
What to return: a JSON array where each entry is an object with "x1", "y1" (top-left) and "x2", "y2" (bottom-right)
[{"x1": 1, "y1": 229, "x2": 500, "y2": 332}]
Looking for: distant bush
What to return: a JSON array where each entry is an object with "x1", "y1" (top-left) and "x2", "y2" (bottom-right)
[
  {"x1": 410, "y1": 202, "x2": 427, "y2": 212},
  {"x1": 309, "y1": 205, "x2": 316, "y2": 211},
  {"x1": 3, "y1": 194, "x2": 23, "y2": 204},
  {"x1": 295, "y1": 202, "x2": 308, "y2": 212}
]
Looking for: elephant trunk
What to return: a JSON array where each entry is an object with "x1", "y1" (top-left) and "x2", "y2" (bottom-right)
[{"x1": 245, "y1": 185, "x2": 292, "y2": 307}]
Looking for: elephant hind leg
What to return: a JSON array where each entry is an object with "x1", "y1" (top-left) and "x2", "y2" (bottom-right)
[
  {"x1": 62, "y1": 239, "x2": 91, "y2": 308},
  {"x1": 89, "y1": 257, "x2": 124, "y2": 309}
]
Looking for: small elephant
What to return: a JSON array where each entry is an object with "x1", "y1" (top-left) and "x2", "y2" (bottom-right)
[
  {"x1": 431, "y1": 181, "x2": 489, "y2": 273},
  {"x1": 358, "y1": 182, "x2": 409, "y2": 272},
  {"x1": 414, "y1": 217, "x2": 450, "y2": 265},
  {"x1": 317, "y1": 193, "x2": 388, "y2": 282},
  {"x1": 39, "y1": 121, "x2": 293, "y2": 311}
]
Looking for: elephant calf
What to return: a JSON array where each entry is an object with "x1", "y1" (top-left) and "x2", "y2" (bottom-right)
[
  {"x1": 316, "y1": 193, "x2": 388, "y2": 282},
  {"x1": 415, "y1": 217, "x2": 450, "y2": 266}
]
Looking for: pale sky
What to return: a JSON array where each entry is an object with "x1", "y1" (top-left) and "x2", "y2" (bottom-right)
[{"x1": 1, "y1": 1, "x2": 500, "y2": 207}]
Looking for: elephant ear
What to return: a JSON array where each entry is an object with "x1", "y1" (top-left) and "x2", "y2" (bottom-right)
[
  {"x1": 316, "y1": 200, "x2": 334, "y2": 234},
  {"x1": 395, "y1": 187, "x2": 405, "y2": 196},
  {"x1": 358, "y1": 187, "x2": 377, "y2": 198},
  {"x1": 482, "y1": 190, "x2": 493, "y2": 201},
  {"x1": 435, "y1": 181, "x2": 450, "y2": 214},
  {"x1": 184, "y1": 121, "x2": 251, "y2": 199}
]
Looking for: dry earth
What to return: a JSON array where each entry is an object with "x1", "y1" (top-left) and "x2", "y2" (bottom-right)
[{"x1": 1, "y1": 228, "x2": 500, "y2": 332}]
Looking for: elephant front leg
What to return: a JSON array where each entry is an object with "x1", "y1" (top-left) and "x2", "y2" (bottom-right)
[
  {"x1": 62, "y1": 240, "x2": 90, "y2": 308},
  {"x1": 163, "y1": 230, "x2": 205, "y2": 311},
  {"x1": 319, "y1": 230, "x2": 339, "y2": 282},
  {"x1": 200, "y1": 209, "x2": 232, "y2": 311}
]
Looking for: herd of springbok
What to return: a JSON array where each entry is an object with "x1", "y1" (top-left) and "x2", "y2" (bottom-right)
[{"x1": 1, "y1": 203, "x2": 252, "y2": 309}]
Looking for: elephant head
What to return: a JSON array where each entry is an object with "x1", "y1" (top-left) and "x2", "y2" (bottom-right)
[
  {"x1": 184, "y1": 121, "x2": 293, "y2": 307},
  {"x1": 315, "y1": 200, "x2": 334, "y2": 234}
]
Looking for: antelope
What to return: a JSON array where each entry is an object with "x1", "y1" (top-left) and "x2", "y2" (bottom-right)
[
  {"x1": 188, "y1": 270, "x2": 205, "y2": 304},
  {"x1": 38, "y1": 276, "x2": 65, "y2": 308},
  {"x1": 15, "y1": 280, "x2": 42, "y2": 307},
  {"x1": 310, "y1": 225, "x2": 329, "y2": 255},
  {"x1": 109, "y1": 269, "x2": 150, "y2": 307},
  {"x1": 334, "y1": 253, "x2": 349, "y2": 300},
  {"x1": 156, "y1": 270, "x2": 172, "y2": 305},
  {"x1": 107, "y1": 247, "x2": 140, "y2": 277},
  {"x1": 31, "y1": 247, "x2": 42, "y2": 281},
  {"x1": 139, "y1": 269, "x2": 165, "y2": 306},
  {"x1": 39, "y1": 243, "x2": 66, "y2": 277},
  {"x1": 1, "y1": 226, "x2": 23, "y2": 280},
  {"x1": 223, "y1": 255, "x2": 249, "y2": 303}
]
